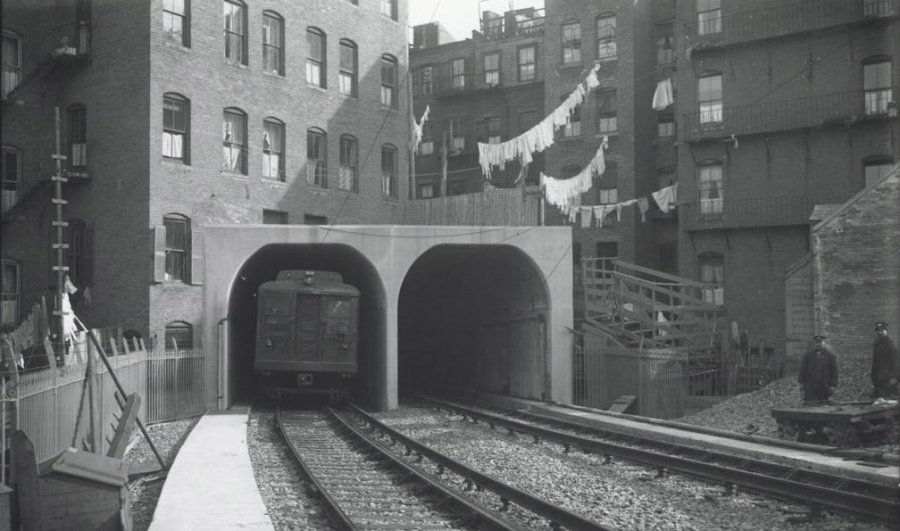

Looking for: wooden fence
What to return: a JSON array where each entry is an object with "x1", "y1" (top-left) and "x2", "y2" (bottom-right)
[
  {"x1": 403, "y1": 187, "x2": 541, "y2": 226},
  {"x1": 1, "y1": 345, "x2": 205, "y2": 483},
  {"x1": 574, "y1": 334, "x2": 688, "y2": 419}
]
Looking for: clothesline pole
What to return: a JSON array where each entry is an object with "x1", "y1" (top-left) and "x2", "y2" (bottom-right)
[{"x1": 440, "y1": 131, "x2": 448, "y2": 197}]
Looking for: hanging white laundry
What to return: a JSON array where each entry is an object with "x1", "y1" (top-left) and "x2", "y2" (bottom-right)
[
  {"x1": 637, "y1": 197, "x2": 650, "y2": 222},
  {"x1": 64, "y1": 274, "x2": 78, "y2": 295},
  {"x1": 652, "y1": 78, "x2": 674, "y2": 111},
  {"x1": 651, "y1": 183, "x2": 679, "y2": 213},
  {"x1": 411, "y1": 105, "x2": 430, "y2": 151}
]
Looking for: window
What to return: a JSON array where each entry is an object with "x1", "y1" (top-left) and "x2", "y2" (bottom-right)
[
  {"x1": 306, "y1": 28, "x2": 326, "y2": 88},
  {"x1": 417, "y1": 183, "x2": 436, "y2": 199},
  {"x1": 865, "y1": 0, "x2": 896, "y2": 16},
  {"x1": 381, "y1": 55, "x2": 397, "y2": 108},
  {"x1": 518, "y1": 45, "x2": 536, "y2": 81},
  {"x1": 596, "y1": 187, "x2": 618, "y2": 205},
  {"x1": 163, "y1": 0, "x2": 189, "y2": 46},
  {"x1": 339, "y1": 135, "x2": 358, "y2": 192},
  {"x1": 163, "y1": 215, "x2": 190, "y2": 282},
  {"x1": 864, "y1": 157, "x2": 894, "y2": 187},
  {"x1": 381, "y1": 0, "x2": 397, "y2": 20},
  {"x1": 450, "y1": 58, "x2": 466, "y2": 91},
  {"x1": 697, "y1": 0, "x2": 721, "y2": 36},
  {"x1": 416, "y1": 65, "x2": 434, "y2": 96},
  {"x1": 223, "y1": 108, "x2": 247, "y2": 174},
  {"x1": 306, "y1": 128, "x2": 327, "y2": 187},
  {"x1": 486, "y1": 116, "x2": 501, "y2": 144},
  {"x1": 262, "y1": 12, "x2": 284, "y2": 75},
  {"x1": 562, "y1": 21, "x2": 581, "y2": 64},
  {"x1": 381, "y1": 144, "x2": 398, "y2": 198},
  {"x1": 657, "y1": 25, "x2": 674, "y2": 65},
  {"x1": 419, "y1": 121, "x2": 434, "y2": 155},
  {"x1": 596, "y1": 15, "x2": 616, "y2": 60},
  {"x1": 699, "y1": 253, "x2": 724, "y2": 305},
  {"x1": 560, "y1": 95, "x2": 581, "y2": 138},
  {"x1": 658, "y1": 112, "x2": 675, "y2": 138},
  {"x1": 304, "y1": 214, "x2": 328, "y2": 225},
  {"x1": 224, "y1": 0, "x2": 247, "y2": 65},
  {"x1": 164, "y1": 321, "x2": 193, "y2": 350},
  {"x1": 518, "y1": 110, "x2": 537, "y2": 133},
  {"x1": 2, "y1": 31, "x2": 22, "y2": 99},
  {"x1": 698, "y1": 73, "x2": 722, "y2": 125},
  {"x1": 1, "y1": 259, "x2": 20, "y2": 326},
  {"x1": 863, "y1": 59, "x2": 892, "y2": 116},
  {"x1": 262, "y1": 118, "x2": 284, "y2": 181},
  {"x1": 263, "y1": 209, "x2": 288, "y2": 224},
  {"x1": 163, "y1": 93, "x2": 189, "y2": 162},
  {"x1": 699, "y1": 163, "x2": 723, "y2": 219},
  {"x1": 447, "y1": 179, "x2": 466, "y2": 196},
  {"x1": 66, "y1": 219, "x2": 92, "y2": 287},
  {"x1": 339, "y1": 40, "x2": 357, "y2": 96},
  {"x1": 448, "y1": 117, "x2": 465, "y2": 151},
  {"x1": 484, "y1": 52, "x2": 500, "y2": 87},
  {"x1": 2, "y1": 147, "x2": 21, "y2": 214},
  {"x1": 595, "y1": 90, "x2": 617, "y2": 135},
  {"x1": 68, "y1": 105, "x2": 87, "y2": 170}
]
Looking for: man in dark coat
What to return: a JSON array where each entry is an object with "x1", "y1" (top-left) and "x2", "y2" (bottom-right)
[
  {"x1": 798, "y1": 335, "x2": 838, "y2": 403},
  {"x1": 871, "y1": 322, "x2": 899, "y2": 399}
]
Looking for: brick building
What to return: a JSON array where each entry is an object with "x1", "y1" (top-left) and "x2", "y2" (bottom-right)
[
  {"x1": 1, "y1": 0, "x2": 410, "y2": 348},
  {"x1": 674, "y1": 0, "x2": 899, "y2": 358}
]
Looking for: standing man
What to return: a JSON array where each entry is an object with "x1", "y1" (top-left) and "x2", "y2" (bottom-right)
[
  {"x1": 798, "y1": 334, "x2": 838, "y2": 403},
  {"x1": 871, "y1": 321, "x2": 898, "y2": 399}
]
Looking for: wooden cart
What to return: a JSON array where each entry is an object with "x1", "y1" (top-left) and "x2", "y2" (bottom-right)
[{"x1": 771, "y1": 402, "x2": 900, "y2": 447}]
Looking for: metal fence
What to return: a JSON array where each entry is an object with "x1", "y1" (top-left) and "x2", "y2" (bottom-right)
[{"x1": 1, "y1": 345, "x2": 205, "y2": 484}]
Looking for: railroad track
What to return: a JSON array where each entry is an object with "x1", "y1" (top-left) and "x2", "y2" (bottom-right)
[
  {"x1": 407, "y1": 393, "x2": 900, "y2": 526},
  {"x1": 275, "y1": 406, "x2": 618, "y2": 530}
]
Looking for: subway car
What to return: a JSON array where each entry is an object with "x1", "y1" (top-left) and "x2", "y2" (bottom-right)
[{"x1": 254, "y1": 270, "x2": 359, "y2": 400}]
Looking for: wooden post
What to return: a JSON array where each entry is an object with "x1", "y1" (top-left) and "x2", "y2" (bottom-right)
[
  {"x1": 440, "y1": 130, "x2": 448, "y2": 197},
  {"x1": 107, "y1": 394, "x2": 140, "y2": 459}
]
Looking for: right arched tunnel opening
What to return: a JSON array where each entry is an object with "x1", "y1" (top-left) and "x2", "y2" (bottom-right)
[{"x1": 398, "y1": 244, "x2": 551, "y2": 400}]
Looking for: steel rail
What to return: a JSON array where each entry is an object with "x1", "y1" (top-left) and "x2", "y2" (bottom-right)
[
  {"x1": 411, "y1": 395, "x2": 900, "y2": 526},
  {"x1": 343, "y1": 403, "x2": 619, "y2": 531},
  {"x1": 325, "y1": 406, "x2": 530, "y2": 531},
  {"x1": 274, "y1": 407, "x2": 358, "y2": 531}
]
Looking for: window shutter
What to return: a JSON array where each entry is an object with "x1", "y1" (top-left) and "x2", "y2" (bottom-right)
[
  {"x1": 151, "y1": 225, "x2": 166, "y2": 283},
  {"x1": 83, "y1": 223, "x2": 94, "y2": 286},
  {"x1": 191, "y1": 230, "x2": 204, "y2": 285}
]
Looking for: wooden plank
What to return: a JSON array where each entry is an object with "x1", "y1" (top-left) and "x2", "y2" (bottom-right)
[
  {"x1": 107, "y1": 394, "x2": 141, "y2": 459},
  {"x1": 608, "y1": 395, "x2": 637, "y2": 413}
]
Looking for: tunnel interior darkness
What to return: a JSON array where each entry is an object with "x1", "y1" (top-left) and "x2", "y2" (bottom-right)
[
  {"x1": 227, "y1": 243, "x2": 385, "y2": 406},
  {"x1": 398, "y1": 244, "x2": 550, "y2": 400}
]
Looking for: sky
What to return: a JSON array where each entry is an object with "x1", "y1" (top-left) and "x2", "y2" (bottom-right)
[{"x1": 409, "y1": 0, "x2": 545, "y2": 41}]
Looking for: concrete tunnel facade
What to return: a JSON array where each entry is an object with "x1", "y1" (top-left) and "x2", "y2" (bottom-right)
[{"x1": 202, "y1": 225, "x2": 574, "y2": 411}]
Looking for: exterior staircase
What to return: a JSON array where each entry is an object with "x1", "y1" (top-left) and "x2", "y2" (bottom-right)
[{"x1": 581, "y1": 258, "x2": 721, "y2": 376}]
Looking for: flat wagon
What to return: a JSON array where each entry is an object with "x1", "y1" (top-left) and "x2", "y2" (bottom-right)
[{"x1": 771, "y1": 401, "x2": 900, "y2": 447}]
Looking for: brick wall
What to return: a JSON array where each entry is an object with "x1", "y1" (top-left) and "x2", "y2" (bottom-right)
[{"x1": 813, "y1": 169, "x2": 900, "y2": 359}]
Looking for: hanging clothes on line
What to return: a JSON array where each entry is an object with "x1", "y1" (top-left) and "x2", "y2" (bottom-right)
[
  {"x1": 652, "y1": 78, "x2": 674, "y2": 111},
  {"x1": 540, "y1": 136, "x2": 608, "y2": 210},
  {"x1": 651, "y1": 183, "x2": 678, "y2": 213},
  {"x1": 411, "y1": 105, "x2": 430, "y2": 152}
]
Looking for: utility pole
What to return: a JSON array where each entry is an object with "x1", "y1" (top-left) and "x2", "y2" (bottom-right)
[
  {"x1": 440, "y1": 130, "x2": 448, "y2": 197},
  {"x1": 50, "y1": 107, "x2": 69, "y2": 366}
]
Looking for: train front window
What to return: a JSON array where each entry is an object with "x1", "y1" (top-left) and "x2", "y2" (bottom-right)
[{"x1": 325, "y1": 298, "x2": 350, "y2": 317}]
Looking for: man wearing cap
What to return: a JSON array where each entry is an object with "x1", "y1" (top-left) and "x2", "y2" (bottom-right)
[
  {"x1": 871, "y1": 322, "x2": 898, "y2": 399},
  {"x1": 798, "y1": 335, "x2": 838, "y2": 403}
]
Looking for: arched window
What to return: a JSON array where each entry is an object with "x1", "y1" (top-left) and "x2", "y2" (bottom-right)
[
  {"x1": 164, "y1": 321, "x2": 193, "y2": 350},
  {"x1": 1, "y1": 145, "x2": 21, "y2": 214},
  {"x1": 863, "y1": 56, "x2": 892, "y2": 116},
  {"x1": 223, "y1": 107, "x2": 247, "y2": 174},
  {"x1": 561, "y1": 20, "x2": 581, "y2": 64},
  {"x1": 262, "y1": 117, "x2": 284, "y2": 181},
  {"x1": 262, "y1": 11, "x2": 284, "y2": 75},
  {"x1": 306, "y1": 28, "x2": 326, "y2": 88},
  {"x1": 381, "y1": 144, "x2": 398, "y2": 198},
  {"x1": 1, "y1": 258, "x2": 20, "y2": 326},
  {"x1": 596, "y1": 14, "x2": 616, "y2": 60},
  {"x1": 339, "y1": 39, "x2": 357, "y2": 97},
  {"x1": 67, "y1": 104, "x2": 87, "y2": 170},
  {"x1": 698, "y1": 72, "x2": 722, "y2": 126},
  {"x1": 306, "y1": 128, "x2": 327, "y2": 187},
  {"x1": 224, "y1": 0, "x2": 247, "y2": 65},
  {"x1": 698, "y1": 252, "x2": 724, "y2": 305},
  {"x1": 381, "y1": 54, "x2": 398, "y2": 108},
  {"x1": 163, "y1": 214, "x2": 191, "y2": 282},
  {"x1": 339, "y1": 135, "x2": 358, "y2": 192},
  {"x1": 163, "y1": 93, "x2": 189, "y2": 162}
]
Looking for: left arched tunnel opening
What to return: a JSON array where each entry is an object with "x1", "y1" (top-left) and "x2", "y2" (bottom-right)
[{"x1": 226, "y1": 243, "x2": 385, "y2": 407}]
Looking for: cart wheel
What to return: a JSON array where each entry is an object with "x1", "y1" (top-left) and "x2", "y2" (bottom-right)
[
  {"x1": 824, "y1": 422, "x2": 861, "y2": 447},
  {"x1": 777, "y1": 420, "x2": 799, "y2": 441}
]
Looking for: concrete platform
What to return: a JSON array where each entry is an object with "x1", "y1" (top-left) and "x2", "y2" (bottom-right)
[{"x1": 149, "y1": 408, "x2": 273, "y2": 531}]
